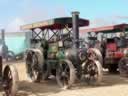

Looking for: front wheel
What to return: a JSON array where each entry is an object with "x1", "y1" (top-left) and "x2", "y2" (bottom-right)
[
  {"x1": 56, "y1": 59, "x2": 76, "y2": 89},
  {"x1": 82, "y1": 60, "x2": 103, "y2": 85},
  {"x1": 118, "y1": 57, "x2": 128, "y2": 77},
  {"x1": 3, "y1": 65, "x2": 19, "y2": 96},
  {"x1": 26, "y1": 51, "x2": 42, "y2": 82}
]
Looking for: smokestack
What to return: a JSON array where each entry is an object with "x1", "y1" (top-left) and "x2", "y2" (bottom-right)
[
  {"x1": 72, "y1": 11, "x2": 80, "y2": 49},
  {"x1": 1, "y1": 29, "x2": 5, "y2": 44}
]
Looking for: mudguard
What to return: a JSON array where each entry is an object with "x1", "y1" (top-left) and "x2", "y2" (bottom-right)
[{"x1": 87, "y1": 48, "x2": 103, "y2": 65}]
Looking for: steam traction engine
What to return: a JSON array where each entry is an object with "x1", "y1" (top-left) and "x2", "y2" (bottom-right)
[
  {"x1": 0, "y1": 29, "x2": 19, "y2": 96},
  {"x1": 81, "y1": 24, "x2": 128, "y2": 75},
  {"x1": 21, "y1": 12, "x2": 102, "y2": 89}
]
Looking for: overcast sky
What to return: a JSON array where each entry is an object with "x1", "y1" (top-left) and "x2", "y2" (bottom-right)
[{"x1": 0, "y1": 0, "x2": 128, "y2": 32}]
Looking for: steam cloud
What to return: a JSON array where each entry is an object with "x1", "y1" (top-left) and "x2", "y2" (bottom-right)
[{"x1": 5, "y1": 0, "x2": 67, "y2": 32}]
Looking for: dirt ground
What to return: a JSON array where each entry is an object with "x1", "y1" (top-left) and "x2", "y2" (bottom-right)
[{"x1": 1, "y1": 60, "x2": 128, "y2": 96}]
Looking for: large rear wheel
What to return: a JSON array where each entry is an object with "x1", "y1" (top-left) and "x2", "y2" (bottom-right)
[
  {"x1": 82, "y1": 60, "x2": 102, "y2": 85},
  {"x1": 3, "y1": 65, "x2": 19, "y2": 96},
  {"x1": 56, "y1": 59, "x2": 76, "y2": 89}
]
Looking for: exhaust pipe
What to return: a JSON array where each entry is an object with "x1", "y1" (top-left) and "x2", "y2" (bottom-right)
[{"x1": 72, "y1": 11, "x2": 80, "y2": 49}]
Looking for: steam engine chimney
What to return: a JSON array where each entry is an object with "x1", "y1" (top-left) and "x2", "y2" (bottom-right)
[{"x1": 72, "y1": 11, "x2": 80, "y2": 49}]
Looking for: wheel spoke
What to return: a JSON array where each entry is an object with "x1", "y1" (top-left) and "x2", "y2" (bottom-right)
[{"x1": 58, "y1": 63, "x2": 70, "y2": 87}]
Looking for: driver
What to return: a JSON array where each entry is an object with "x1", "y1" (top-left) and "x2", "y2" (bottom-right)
[{"x1": 40, "y1": 39, "x2": 48, "y2": 59}]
